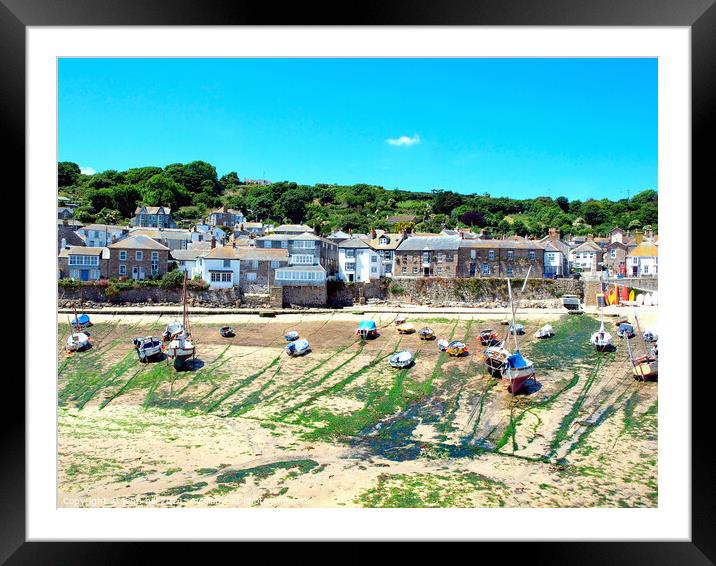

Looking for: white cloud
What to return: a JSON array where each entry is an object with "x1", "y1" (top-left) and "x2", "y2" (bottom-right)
[
  {"x1": 386, "y1": 133, "x2": 420, "y2": 147},
  {"x1": 80, "y1": 166, "x2": 96, "y2": 175}
]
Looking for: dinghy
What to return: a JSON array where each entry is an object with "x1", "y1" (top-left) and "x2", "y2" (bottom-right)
[
  {"x1": 284, "y1": 330, "x2": 299, "y2": 341},
  {"x1": 397, "y1": 322, "x2": 416, "y2": 334},
  {"x1": 220, "y1": 326, "x2": 235, "y2": 338},
  {"x1": 534, "y1": 324, "x2": 554, "y2": 339},
  {"x1": 617, "y1": 322, "x2": 636, "y2": 339},
  {"x1": 484, "y1": 342, "x2": 510, "y2": 377},
  {"x1": 509, "y1": 323, "x2": 524, "y2": 335},
  {"x1": 418, "y1": 327, "x2": 435, "y2": 340},
  {"x1": 503, "y1": 350, "x2": 536, "y2": 394},
  {"x1": 643, "y1": 328, "x2": 658, "y2": 342},
  {"x1": 355, "y1": 320, "x2": 378, "y2": 339},
  {"x1": 163, "y1": 320, "x2": 185, "y2": 341},
  {"x1": 561, "y1": 295, "x2": 583, "y2": 312},
  {"x1": 446, "y1": 340, "x2": 468, "y2": 357},
  {"x1": 165, "y1": 273, "x2": 195, "y2": 370},
  {"x1": 627, "y1": 306, "x2": 658, "y2": 381},
  {"x1": 651, "y1": 292, "x2": 658, "y2": 306},
  {"x1": 590, "y1": 322, "x2": 614, "y2": 351},
  {"x1": 478, "y1": 329, "x2": 500, "y2": 346},
  {"x1": 389, "y1": 350, "x2": 413, "y2": 368},
  {"x1": 65, "y1": 332, "x2": 90, "y2": 352},
  {"x1": 286, "y1": 339, "x2": 310, "y2": 357},
  {"x1": 133, "y1": 336, "x2": 163, "y2": 362},
  {"x1": 437, "y1": 339, "x2": 449, "y2": 352},
  {"x1": 395, "y1": 315, "x2": 407, "y2": 326},
  {"x1": 636, "y1": 293, "x2": 644, "y2": 306},
  {"x1": 72, "y1": 313, "x2": 92, "y2": 329}
]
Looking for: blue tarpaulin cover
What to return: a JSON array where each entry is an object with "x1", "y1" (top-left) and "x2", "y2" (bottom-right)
[
  {"x1": 358, "y1": 321, "x2": 377, "y2": 331},
  {"x1": 74, "y1": 314, "x2": 90, "y2": 325},
  {"x1": 506, "y1": 351, "x2": 529, "y2": 369}
]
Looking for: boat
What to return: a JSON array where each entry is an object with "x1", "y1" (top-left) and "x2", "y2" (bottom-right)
[
  {"x1": 72, "y1": 313, "x2": 92, "y2": 329},
  {"x1": 446, "y1": 340, "x2": 468, "y2": 357},
  {"x1": 502, "y1": 278, "x2": 536, "y2": 394},
  {"x1": 284, "y1": 330, "x2": 299, "y2": 341},
  {"x1": 388, "y1": 350, "x2": 413, "y2": 368},
  {"x1": 561, "y1": 294, "x2": 583, "y2": 312},
  {"x1": 220, "y1": 326, "x2": 235, "y2": 338},
  {"x1": 437, "y1": 338, "x2": 449, "y2": 352},
  {"x1": 617, "y1": 322, "x2": 636, "y2": 339},
  {"x1": 643, "y1": 328, "x2": 657, "y2": 342},
  {"x1": 163, "y1": 320, "x2": 185, "y2": 342},
  {"x1": 397, "y1": 322, "x2": 416, "y2": 334},
  {"x1": 626, "y1": 306, "x2": 658, "y2": 381},
  {"x1": 165, "y1": 273, "x2": 196, "y2": 370},
  {"x1": 509, "y1": 323, "x2": 524, "y2": 335},
  {"x1": 395, "y1": 315, "x2": 407, "y2": 326},
  {"x1": 620, "y1": 286, "x2": 629, "y2": 303},
  {"x1": 418, "y1": 327, "x2": 435, "y2": 340},
  {"x1": 133, "y1": 336, "x2": 163, "y2": 362},
  {"x1": 65, "y1": 331, "x2": 90, "y2": 352},
  {"x1": 286, "y1": 339, "x2": 310, "y2": 357},
  {"x1": 651, "y1": 292, "x2": 658, "y2": 306},
  {"x1": 590, "y1": 279, "x2": 614, "y2": 352},
  {"x1": 629, "y1": 289, "x2": 635, "y2": 302},
  {"x1": 483, "y1": 342, "x2": 510, "y2": 376},
  {"x1": 478, "y1": 329, "x2": 500, "y2": 346},
  {"x1": 500, "y1": 319, "x2": 510, "y2": 326},
  {"x1": 636, "y1": 293, "x2": 644, "y2": 306},
  {"x1": 534, "y1": 324, "x2": 554, "y2": 339},
  {"x1": 355, "y1": 320, "x2": 378, "y2": 339}
]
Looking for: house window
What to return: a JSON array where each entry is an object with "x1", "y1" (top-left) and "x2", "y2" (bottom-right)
[
  {"x1": 265, "y1": 240, "x2": 272, "y2": 248},
  {"x1": 119, "y1": 250, "x2": 128, "y2": 261},
  {"x1": 402, "y1": 266, "x2": 407, "y2": 274},
  {"x1": 271, "y1": 260, "x2": 280, "y2": 268},
  {"x1": 470, "y1": 250, "x2": 476, "y2": 259},
  {"x1": 345, "y1": 249, "x2": 356, "y2": 258},
  {"x1": 294, "y1": 240, "x2": 315, "y2": 249},
  {"x1": 281, "y1": 241, "x2": 288, "y2": 248},
  {"x1": 371, "y1": 255, "x2": 378, "y2": 263},
  {"x1": 252, "y1": 260, "x2": 258, "y2": 269},
  {"x1": 246, "y1": 272, "x2": 257, "y2": 281},
  {"x1": 437, "y1": 266, "x2": 443, "y2": 274},
  {"x1": 488, "y1": 250, "x2": 495, "y2": 261},
  {"x1": 119, "y1": 264, "x2": 127, "y2": 276},
  {"x1": 481, "y1": 263, "x2": 490, "y2": 275},
  {"x1": 529, "y1": 251, "x2": 536, "y2": 260},
  {"x1": 345, "y1": 262, "x2": 356, "y2": 271},
  {"x1": 642, "y1": 265, "x2": 649, "y2": 274},
  {"x1": 151, "y1": 252, "x2": 159, "y2": 275},
  {"x1": 610, "y1": 249, "x2": 617, "y2": 258},
  {"x1": 507, "y1": 250, "x2": 514, "y2": 261},
  {"x1": 436, "y1": 253, "x2": 443, "y2": 263},
  {"x1": 291, "y1": 254, "x2": 314, "y2": 265},
  {"x1": 446, "y1": 254, "x2": 453, "y2": 262},
  {"x1": 506, "y1": 266, "x2": 514, "y2": 276},
  {"x1": 211, "y1": 272, "x2": 232, "y2": 283},
  {"x1": 223, "y1": 259, "x2": 231, "y2": 268},
  {"x1": 422, "y1": 251, "x2": 430, "y2": 263},
  {"x1": 136, "y1": 251, "x2": 143, "y2": 261},
  {"x1": 380, "y1": 237, "x2": 388, "y2": 244},
  {"x1": 413, "y1": 267, "x2": 419, "y2": 274}
]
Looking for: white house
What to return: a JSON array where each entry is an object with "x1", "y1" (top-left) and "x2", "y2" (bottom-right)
[
  {"x1": 76, "y1": 224, "x2": 128, "y2": 247},
  {"x1": 170, "y1": 248, "x2": 209, "y2": 279},
  {"x1": 569, "y1": 239, "x2": 604, "y2": 273},
  {"x1": 190, "y1": 223, "x2": 226, "y2": 244},
  {"x1": 338, "y1": 238, "x2": 380, "y2": 282},
  {"x1": 626, "y1": 241, "x2": 658, "y2": 277},
  {"x1": 366, "y1": 230, "x2": 405, "y2": 278},
  {"x1": 195, "y1": 246, "x2": 241, "y2": 289}
]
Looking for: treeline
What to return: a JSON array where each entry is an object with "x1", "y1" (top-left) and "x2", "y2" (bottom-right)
[{"x1": 58, "y1": 160, "x2": 657, "y2": 237}]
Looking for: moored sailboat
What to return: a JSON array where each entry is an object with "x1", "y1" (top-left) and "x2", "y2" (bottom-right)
[
  {"x1": 502, "y1": 278, "x2": 536, "y2": 394},
  {"x1": 590, "y1": 279, "x2": 614, "y2": 352},
  {"x1": 165, "y1": 272, "x2": 195, "y2": 370}
]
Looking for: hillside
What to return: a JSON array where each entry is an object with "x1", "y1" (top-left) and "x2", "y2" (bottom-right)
[{"x1": 58, "y1": 160, "x2": 657, "y2": 237}]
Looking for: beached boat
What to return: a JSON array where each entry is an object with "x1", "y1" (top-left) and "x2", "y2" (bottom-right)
[
  {"x1": 502, "y1": 278, "x2": 536, "y2": 394},
  {"x1": 626, "y1": 306, "x2": 658, "y2": 381},
  {"x1": 72, "y1": 313, "x2": 92, "y2": 329},
  {"x1": 617, "y1": 322, "x2": 636, "y2": 339},
  {"x1": 165, "y1": 273, "x2": 195, "y2": 370},
  {"x1": 509, "y1": 323, "x2": 524, "y2": 335},
  {"x1": 418, "y1": 327, "x2": 435, "y2": 340},
  {"x1": 133, "y1": 336, "x2": 163, "y2": 362},
  {"x1": 397, "y1": 322, "x2": 416, "y2": 334},
  {"x1": 163, "y1": 320, "x2": 185, "y2": 342},
  {"x1": 389, "y1": 350, "x2": 413, "y2": 368},
  {"x1": 446, "y1": 340, "x2": 468, "y2": 357},
  {"x1": 478, "y1": 329, "x2": 499, "y2": 346},
  {"x1": 643, "y1": 328, "x2": 658, "y2": 342},
  {"x1": 534, "y1": 324, "x2": 554, "y2": 339},
  {"x1": 65, "y1": 331, "x2": 90, "y2": 352},
  {"x1": 590, "y1": 322, "x2": 614, "y2": 351},
  {"x1": 395, "y1": 315, "x2": 407, "y2": 326},
  {"x1": 286, "y1": 339, "x2": 310, "y2": 357},
  {"x1": 437, "y1": 338, "x2": 449, "y2": 352},
  {"x1": 561, "y1": 294, "x2": 584, "y2": 313},
  {"x1": 220, "y1": 326, "x2": 235, "y2": 338},
  {"x1": 284, "y1": 330, "x2": 299, "y2": 341},
  {"x1": 483, "y1": 342, "x2": 510, "y2": 376},
  {"x1": 356, "y1": 320, "x2": 378, "y2": 339}
]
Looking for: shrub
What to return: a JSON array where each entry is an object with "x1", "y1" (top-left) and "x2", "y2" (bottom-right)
[
  {"x1": 58, "y1": 279, "x2": 81, "y2": 289},
  {"x1": 188, "y1": 279, "x2": 208, "y2": 290},
  {"x1": 389, "y1": 283, "x2": 405, "y2": 296},
  {"x1": 160, "y1": 269, "x2": 186, "y2": 289}
]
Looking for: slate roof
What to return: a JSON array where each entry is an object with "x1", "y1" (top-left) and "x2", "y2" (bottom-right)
[
  {"x1": 396, "y1": 236, "x2": 461, "y2": 252},
  {"x1": 109, "y1": 235, "x2": 169, "y2": 251}
]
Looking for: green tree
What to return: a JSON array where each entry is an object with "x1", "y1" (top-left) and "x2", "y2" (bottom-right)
[{"x1": 58, "y1": 162, "x2": 81, "y2": 187}]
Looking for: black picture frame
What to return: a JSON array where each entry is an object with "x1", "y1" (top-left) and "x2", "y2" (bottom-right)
[{"x1": 5, "y1": 0, "x2": 709, "y2": 560}]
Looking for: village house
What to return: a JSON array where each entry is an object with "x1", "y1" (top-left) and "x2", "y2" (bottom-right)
[
  {"x1": 58, "y1": 246, "x2": 109, "y2": 281},
  {"x1": 270, "y1": 224, "x2": 315, "y2": 235},
  {"x1": 130, "y1": 206, "x2": 176, "y2": 228},
  {"x1": 394, "y1": 235, "x2": 461, "y2": 278},
  {"x1": 366, "y1": 229, "x2": 405, "y2": 278},
  {"x1": 235, "y1": 247, "x2": 290, "y2": 293},
  {"x1": 569, "y1": 236, "x2": 604, "y2": 273},
  {"x1": 604, "y1": 227, "x2": 630, "y2": 276},
  {"x1": 538, "y1": 228, "x2": 571, "y2": 277},
  {"x1": 207, "y1": 205, "x2": 245, "y2": 227},
  {"x1": 108, "y1": 235, "x2": 170, "y2": 280},
  {"x1": 57, "y1": 206, "x2": 74, "y2": 220},
  {"x1": 337, "y1": 238, "x2": 380, "y2": 283},
  {"x1": 233, "y1": 221, "x2": 268, "y2": 237},
  {"x1": 58, "y1": 222, "x2": 86, "y2": 251},
  {"x1": 457, "y1": 239, "x2": 545, "y2": 278},
  {"x1": 57, "y1": 218, "x2": 83, "y2": 230},
  {"x1": 129, "y1": 227, "x2": 193, "y2": 251},
  {"x1": 255, "y1": 232, "x2": 338, "y2": 279},
  {"x1": 170, "y1": 248, "x2": 209, "y2": 279},
  {"x1": 190, "y1": 223, "x2": 226, "y2": 245},
  {"x1": 626, "y1": 237, "x2": 658, "y2": 277},
  {"x1": 194, "y1": 245, "x2": 241, "y2": 289},
  {"x1": 76, "y1": 224, "x2": 129, "y2": 247}
]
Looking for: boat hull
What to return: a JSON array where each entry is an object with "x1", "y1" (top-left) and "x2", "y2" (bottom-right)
[
  {"x1": 504, "y1": 366, "x2": 536, "y2": 394},
  {"x1": 632, "y1": 357, "x2": 658, "y2": 381}
]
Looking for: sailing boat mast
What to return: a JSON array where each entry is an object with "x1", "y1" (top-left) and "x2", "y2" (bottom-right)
[
  {"x1": 507, "y1": 278, "x2": 519, "y2": 351},
  {"x1": 182, "y1": 271, "x2": 190, "y2": 336}
]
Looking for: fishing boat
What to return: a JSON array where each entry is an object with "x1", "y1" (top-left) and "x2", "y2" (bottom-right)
[
  {"x1": 509, "y1": 323, "x2": 524, "y2": 335},
  {"x1": 163, "y1": 320, "x2": 185, "y2": 342},
  {"x1": 418, "y1": 327, "x2": 435, "y2": 340},
  {"x1": 446, "y1": 340, "x2": 468, "y2": 357},
  {"x1": 617, "y1": 322, "x2": 636, "y2": 339},
  {"x1": 72, "y1": 313, "x2": 92, "y2": 329},
  {"x1": 165, "y1": 273, "x2": 196, "y2": 370},
  {"x1": 284, "y1": 330, "x2": 299, "y2": 341},
  {"x1": 133, "y1": 336, "x2": 163, "y2": 362},
  {"x1": 389, "y1": 350, "x2": 413, "y2": 368},
  {"x1": 643, "y1": 328, "x2": 658, "y2": 342},
  {"x1": 502, "y1": 278, "x2": 536, "y2": 394},
  {"x1": 561, "y1": 294, "x2": 584, "y2": 313},
  {"x1": 220, "y1": 326, "x2": 235, "y2": 338},
  {"x1": 437, "y1": 338, "x2": 449, "y2": 352},
  {"x1": 355, "y1": 320, "x2": 378, "y2": 339},
  {"x1": 534, "y1": 324, "x2": 554, "y2": 339},
  {"x1": 626, "y1": 307, "x2": 658, "y2": 381},
  {"x1": 286, "y1": 339, "x2": 310, "y2": 357},
  {"x1": 65, "y1": 331, "x2": 90, "y2": 352},
  {"x1": 478, "y1": 329, "x2": 499, "y2": 346},
  {"x1": 590, "y1": 280, "x2": 614, "y2": 352},
  {"x1": 483, "y1": 341, "x2": 510, "y2": 376},
  {"x1": 397, "y1": 322, "x2": 416, "y2": 334}
]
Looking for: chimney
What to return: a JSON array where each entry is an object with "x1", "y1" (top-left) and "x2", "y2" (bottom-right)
[
  {"x1": 370, "y1": 227, "x2": 377, "y2": 240},
  {"x1": 401, "y1": 228, "x2": 408, "y2": 240},
  {"x1": 635, "y1": 230, "x2": 643, "y2": 245},
  {"x1": 211, "y1": 236, "x2": 216, "y2": 249}
]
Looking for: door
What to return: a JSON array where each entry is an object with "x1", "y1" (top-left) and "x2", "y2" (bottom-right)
[
  {"x1": 80, "y1": 270, "x2": 89, "y2": 281},
  {"x1": 423, "y1": 267, "x2": 430, "y2": 277}
]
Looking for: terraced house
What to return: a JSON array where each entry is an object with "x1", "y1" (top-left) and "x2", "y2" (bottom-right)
[
  {"x1": 255, "y1": 232, "x2": 338, "y2": 283},
  {"x1": 76, "y1": 223, "x2": 128, "y2": 247},
  {"x1": 130, "y1": 206, "x2": 176, "y2": 228},
  {"x1": 108, "y1": 235, "x2": 169, "y2": 280},
  {"x1": 394, "y1": 235, "x2": 461, "y2": 278},
  {"x1": 58, "y1": 246, "x2": 109, "y2": 281},
  {"x1": 457, "y1": 239, "x2": 545, "y2": 278},
  {"x1": 194, "y1": 244, "x2": 290, "y2": 291}
]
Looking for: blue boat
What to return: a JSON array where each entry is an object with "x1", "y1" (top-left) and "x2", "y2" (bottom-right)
[
  {"x1": 509, "y1": 323, "x2": 524, "y2": 335},
  {"x1": 286, "y1": 339, "x2": 310, "y2": 357},
  {"x1": 355, "y1": 320, "x2": 378, "y2": 338},
  {"x1": 73, "y1": 313, "x2": 91, "y2": 328},
  {"x1": 284, "y1": 331, "x2": 299, "y2": 341},
  {"x1": 617, "y1": 322, "x2": 635, "y2": 339}
]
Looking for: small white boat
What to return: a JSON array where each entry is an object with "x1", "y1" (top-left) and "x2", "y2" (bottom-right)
[
  {"x1": 286, "y1": 339, "x2": 310, "y2": 357},
  {"x1": 395, "y1": 315, "x2": 407, "y2": 326},
  {"x1": 397, "y1": 322, "x2": 416, "y2": 334},
  {"x1": 163, "y1": 321, "x2": 185, "y2": 341},
  {"x1": 65, "y1": 332, "x2": 90, "y2": 352},
  {"x1": 644, "y1": 293, "x2": 653, "y2": 306},
  {"x1": 437, "y1": 339, "x2": 449, "y2": 352},
  {"x1": 389, "y1": 350, "x2": 413, "y2": 368},
  {"x1": 484, "y1": 343, "x2": 510, "y2": 376},
  {"x1": 446, "y1": 340, "x2": 468, "y2": 357},
  {"x1": 133, "y1": 336, "x2": 163, "y2": 362},
  {"x1": 534, "y1": 324, "x2": 554, "y2": 339},
  {"x1": 636, "y1": 293, "x2": 644, "y2": 306},
  {"x1": 590, "y1": 322, "x2": 613, "y2": 351},
  {"x1": 651, "y1": 292, "x2": 658, "y2": 306},
  {"x1": 284, "y1": 331, "x2": 299, "y2": 341},
  {"x1": 643, "y1": 328, "x2": 658, "y2": 342}
]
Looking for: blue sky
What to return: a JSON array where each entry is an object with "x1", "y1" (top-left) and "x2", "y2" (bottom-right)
[{"x1": 58, "y1": 58, "x2": 657, "y2": 200}]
